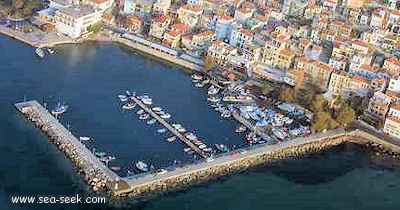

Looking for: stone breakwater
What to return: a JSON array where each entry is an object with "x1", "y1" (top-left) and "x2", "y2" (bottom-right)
[
  {"x1": 14, "y1": 101, "x2": 129, "y2": 196},
  {"x1": 121, "y1": 133, "x2": 351, "y2": 198},
  {"x1": 15, "y1": 101, "x2": 400, "y2": 200}
]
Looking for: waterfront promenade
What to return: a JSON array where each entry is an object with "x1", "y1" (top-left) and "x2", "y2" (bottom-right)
[{"x1": 129, "y1": 96, "x2": 207, "y2": 158}]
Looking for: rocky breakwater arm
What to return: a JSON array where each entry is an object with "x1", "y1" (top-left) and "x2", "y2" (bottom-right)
[{"x1": 13, "y1": 100, "x2": 129, "y2": 195}]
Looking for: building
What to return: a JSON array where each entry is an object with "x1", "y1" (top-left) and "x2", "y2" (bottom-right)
[
  {"x1": 152, "y1": 0, "x2": 171, "y2": 15},
  {"x1": 177, "y1": 5, "x2": 203, "y2": 28},
  {"x1": 229, "y1": 28, "x2": 254, "y2": 49},
  {"x1": 126, "y1": 15, "x2": 143, "y2": 33},
  {"x1": 207, "y1": 40, "x2": 238, "y2": 66},
  {"x1": 366, "y1": 91, "x2": 391, "y2": 121},
  {"x1": 383, "y1": 57, "x2": 400, "y2": 77},
  {"x1": 387, "y1": 77, "x2": 400, "y2": 93},
  {"x1": 55, "y1": 6, "x2": 101, "y2": 38},
  {"x1": 149, "y1": 15, "x2": 170, "y2": 39},
  {"x1": 163, "y1": 31, "x2": 181, "y2": 49},
  {"x1": 82, "y1": 0, "x2": 114, "y2": 10},
  {"x1": 304, "y1": 60, "x2": 334, "y2": 88},
  {"x1": 123, "y1": 0, "x2": 154, "y2": 14},
  {"x1": 383, "y1": 105, "x2": 400, "y2": 139}
]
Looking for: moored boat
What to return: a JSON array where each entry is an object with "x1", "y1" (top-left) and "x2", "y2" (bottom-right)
[
  {"x1": 195, "y1": 82, "x2": 205, "y2": 88},
  {"x1": 146, "y1": 119, "x2": 156, "y2": 124},
  {"x1": 178, "y1": 127, "x2": 187, "y2": 133},
  {"x1": 94, "y1": 151, "x2": 107, "y2": 157},
  {"x1": 152, "y1": 107, "x2": 162, "y2": 112},
  {"x1": 35, "y1": 48, "x2": 45, "y2": 58},
  {"x1": 215, "y1": 144, "x2": 229, "y2": 152},
  {"x1": 136, "y1": 109, "x2": 145, "y2": 115},
  {"x1": 110, "y1": 166, "x2": 121, "y2": 171},
  {"x1": 122, "y1": 102, "x2": 136, "y2": 110},
  {"x1": 160, "y1": 113, "x2": 171, "y2": 119},
  {"x1": 139, "y1": 113, "x2": 150, "y2": 120},
  {"x1": 166, "y1": 136, "x2": 177, "y2": 142},
  {"x1": 191, "y1": 73, "x2": 203, "y2": 80},
  {"x1": 51, "y1": 102, "x2": 68, "y2": 115},
  {"x1": 47, "y1": 48, "x2": 55, "y2": 54},
  {"x1": 135, "y1": 161, "x2": 149, "y2": 172},
  {"x1": 235, "y1": 125, "x2": 247, "y2": 133},
  {"x1": 157, "y1": 128, "x2": 167, "y2": 133},
  {"x1": 79, "y1": 136, "x2": 91, "y2": 141}
]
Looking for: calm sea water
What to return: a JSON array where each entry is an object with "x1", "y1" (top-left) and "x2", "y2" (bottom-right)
[{"x1": 1, "y1": 35, "x2": 400, "y2": 210}]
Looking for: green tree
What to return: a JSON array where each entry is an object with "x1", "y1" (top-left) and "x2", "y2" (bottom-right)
[
  {"x1": 334, "y1": 105, "x2": 356, "y2": 126},
  {"x1": 261, "y1": 83, "x2": 272, "y2": 95},
  {"x1": 311, "y1": 111, "x2": 338, "y2": 133},
  {"x1": 89, "y1": 22, "x2": 103, "y2": 33},
  {"x1": 203, "y1": 58, "x2": 217, "y2": 72},
  {"x1": 279, "y1": 87, "x2": 295, "y2": 103},
  {"x1": 12, "y1": 0, "x2": 24, "y2": 10},
  {"x1": 124, "y1": 16, "x2": 133, "y2": 29},
  {"x1": 310, "y1": 94, "x2": 325, "y2": 112}
]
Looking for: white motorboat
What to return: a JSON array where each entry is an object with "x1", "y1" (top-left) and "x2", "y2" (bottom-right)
[
  {"x1": 202, "y1": 79, "x2": 210, "y2": 84},
  {"x1": 166, "y1": 136, "x2": 177, "y2": 142},
  {"x1": 122, "y1": 102, "x2": 136, "y2": 110},
  {"x1": 191, "y1": 73, "x2": 203, "y2": 80},
  {"x1": 146, "y1": 119, "x2": 156, "y2": 124},
  {"x1": 207, "y1": 85, "x2": 219, "y2": 95},
  {"x1": 160, "y1": 113, "x2": 171, "y2": 119},
  {"x1": 79, "y1": 136, "x2": 91, "y2": 141},
  {"x1": 207, "y1": 96, "x2": 221, "y2": 103},
  {"x1": 135, "y1": 161, "x2": 149, "y2": 172},
  {"x1": 152, "y1": 107, "x2": 162, "y2": 112},
  {"x1": 136, "y1": 109, "x2": 145, "y2": 115},
  {"x1": 177, "y1": 127, "x2": 187, "y2": 133},
  {"x1": 157, "y1": 128, "x2": 167, "y2": 133},
  {"x1": 195, "y1": 82, "x2": 205, "y2": 88}
]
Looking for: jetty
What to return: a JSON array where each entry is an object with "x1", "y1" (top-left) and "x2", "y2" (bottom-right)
[{"x1": 129, "y1": 96, "x2": 207, "y2": 158}]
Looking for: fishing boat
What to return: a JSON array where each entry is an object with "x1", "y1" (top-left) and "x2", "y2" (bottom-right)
[
  {"x1": 110, "y1": 166, "x2": 121, "y2": 171},
  {"x1": 125, "y1": 90, "x2": 132, "y2": 96},
  {"x1": 215, "y1": 144, "x2": 229, "y2": 152},
  {"x1": 136, "y1": 109, "x2": 145, "y2": 115},
  {"x1": 207, "y1": 85, "x2": 219, "y2": 95},
  {"x1": 202, "y1": 79, "x2": 210, "y2": 84},
  {"x1": 47, "y1": 48, "x2": 55, "y2": 54},
  {"x1": 135, "y1": 161, "x2": 149, "y2": 172},
  {"x1": 51, "y1": 102, "x2": 68, "y2": 115},
  {"x1": 35, "y1": 48, "x2": 45, "y2": 58},
  {"x1": 152, "y1": 107, "x2": 162, "y2": 112},
  {"x1": 139, "y1": 114, "x2": 150, "y2": 120},
  {"x1": 178, "y1": 127, "x2": 187, "y2": 133},
  {"x1": 166, "y1": 136, "x2": 177, "y2": 142},
  {"x1": 94, "y1": 151, "x2": 107, "y2": 157},
  {"x1": 79, "y1": 136, "x2": 91, "y2": 141},
  {"x1": 160, "y1": 113, "x2": 171, "y2": 119},
  {"x1": 146, "y1": 119, "x2": 156, "y2": 124},
  {"x1": 221, "y1": 111, "x2": 232, "y2": 118},
  {"x1": 207, "y1": 96, "x2": 221, "y2": 103},
  {"x1": 235, "y1": 125, "x2": 247, "y2": 133},
  {"x1": 122, "y1": 102, "x2": 136, "y2": 110},
  {"x1": 157, "y1": 128, "x2": 167, "y2": 133},
  {"x1": 195, "y1": 82, "x2": 205, "y2": 88},
  {"x1": 191, "y1": 73, "x2": 203, "y2": 80}
]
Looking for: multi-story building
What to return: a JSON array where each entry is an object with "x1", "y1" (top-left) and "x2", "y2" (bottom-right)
[
  {"x1": 304, "y1": 60, "x2": 334, "y2": 88},
  {"x1": 163, "y1": 31, "x2": 181, "y2": 49},
  {"x1": 229, "y1": 28, "x2": 254, "y2": 49},
  {"x1": 366, "y1": 91, "x2": 391, "y2": 121},
  {"x1": 123, "y1": 0, "x2": 154, "y2": 14},
  {"x1": 383, "y1": 57, "x2": 400, "y2": 77},
  {"x1": 234, "y1": 8, "x2": 253, "y2": 24},
  {"x1": 82, "y1": 0, "x2": 113, "y2": 11},
  {"x1": 387, "y1": 77, "x2": 400, "y2": 93},
  {"x1": 215, "y1": 15, "x2": 234, "y2": 40},
  {"x1": 149, "y1": 15, "x2": 170, "y2": 39},
  {"x1": 55, "y1": 6, "x2": 101, "y2": 38},
  {"x1": 177, "y1": 5, "x2": 203, "y2": 28},
  {"x1": 383, "y1": 105, "x2": 400, "y2": 139},
  {"x1": 207, "y1": 40, "x2": 238, "y2": 66},
  {"x1": 152, "y1": 0, "x2": 171, "y2": 15}
]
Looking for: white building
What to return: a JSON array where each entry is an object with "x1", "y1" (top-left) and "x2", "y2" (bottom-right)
[
  {"x1": 387, "y1": 77, "x2": 400, "y2": 93},
  {"x1": 152, "y1": 0, "x2": 171, "y2": 15},
  {"x1": 229, "y1": 28, "x2": 254, "y2": 49},
  {"x1": 81, "y1": 0, "x2": 113, "y2": 11},
  {"x1": 123, "y1": 0, "x2": 154, "y2": 14},
  {"x1": 187, "y1": 0, "x2": 203, "y2": 7},
  {"x1": 55, "y1": 6, "x2": 101, "y2": 38}
]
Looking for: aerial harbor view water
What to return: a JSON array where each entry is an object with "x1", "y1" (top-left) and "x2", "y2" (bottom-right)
[{"x1": 1, "y1": 0, "x2": 400, "y2": 208}]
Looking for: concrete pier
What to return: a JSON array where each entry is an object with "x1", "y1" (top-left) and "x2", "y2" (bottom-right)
[{"x1": 129, "y1": 96, "x2": 208, "y2": 158}]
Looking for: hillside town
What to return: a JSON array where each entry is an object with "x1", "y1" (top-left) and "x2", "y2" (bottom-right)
[{"x1": 1, "y1": 0, "x2": 400, "y2": 140}]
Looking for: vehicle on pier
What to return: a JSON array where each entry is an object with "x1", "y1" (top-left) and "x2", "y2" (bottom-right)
[{"x1": 135, "y1": 161, "x2": 149, "y2": 172}]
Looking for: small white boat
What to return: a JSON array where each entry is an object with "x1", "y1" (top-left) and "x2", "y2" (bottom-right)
[
  {"x1": 125, "y1": 90, "x2": 132, "y2": 96},
  {"x1": 221, "y1": 111, "x2": 232, "y2": 118},
  {"x1": 117, "y1": 94, "x2": 127, "y2": 99},
  {"x1": 35, "y1": 48, "x2": 45, "y2": 58},
  {"x1": 191, "y1": 73, "x2": 203, "y2": 80},
  {"x1": 110, "y1": 166, "x2": 121, "y2": 171},
  {"x1": 47, "y1": 48, "x2": 55, "y2": 54},
  {"x1": 141, "y1": 97, "x2": 153, "y2": 105},
  {"x1": 157, "y1": 128, "x2": 167, "y2": 133},
  {"x1": 146, "y1": 119, "x2": 156, "y2": 124},
  {"x1": 235, "y1": 125, "x2": 247, "y2": 133},
  {"x1": 198, "y1": 144, "x2": 207, "y2": 149},
  {"x1": 79, "y1": 136, "x2": 91, "y2": 141},
  {"x1": 202, "y1": 79, "x2": 210, "y2": 84},
  {"x1": 160, "y1": 113, "x2": 171, "y2": 119},
  {"x1": 166, "y1": 136, "x2": 177, "y2": 142},
  {"x1": 136, "y1": 109, "x2": 145, "y2": 115},
  {"x1": 122, "y1": 102, "x2": 136, "y2": 110},
  {"x1": 207, "y1": 96, "x2": 221, "y2": 103},
  {"x1": 152, "y1": 107, "x2": 162, "y2": 112},
  {"x1": 183, "y1": 148, "x2": 192, "y2": 153},
  {"x1": 172, "y1": 124, "x2": 182, "y2": 129},
  {"x1": 135, "y1": 161, "x2": 149, "y2": 172},
  {"x1": 195, "y1": 82, "x2": 205, "y2": 88},
  {"x1": 178, "y1": 127, "x2": 187, "y2": 133},
  {"x1": 139, "y1": 114, "x2": 150, "y2": 120},
  {"x1": 207, "y1": 86, "x2": 219, "y2": 95},
  {"x1": 156, "y1": 111, "x2": 165, "y2": 115}
]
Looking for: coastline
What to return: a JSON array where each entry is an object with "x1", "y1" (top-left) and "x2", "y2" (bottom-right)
[{"x1": 0, "y1": 28, "x2": 204, "y2": 71}]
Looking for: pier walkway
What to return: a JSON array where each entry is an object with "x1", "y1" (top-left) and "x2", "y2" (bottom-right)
[
  {"x1": 14, "y1": 101, "x2": 119, "y2": 180},
  {"x1": 129, "y1": 96, "x2": 207, "y2": 158}
]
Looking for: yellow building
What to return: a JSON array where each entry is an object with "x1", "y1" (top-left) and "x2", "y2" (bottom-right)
[{"x1": 304, "y1": 60, "x2": 334, "y2": 88}]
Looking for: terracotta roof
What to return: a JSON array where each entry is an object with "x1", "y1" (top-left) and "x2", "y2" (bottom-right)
[
  {"x1": 102, "y1": 13, "x2": 113, "y2": 20},
  {"x1": 181, "y1": 5, "x2": 203, "y2": 13},
  {"x1": 164, "y1": 31, "x2": 179, "y2": 38},
  {"x1": 352, "y1": 74, "x2": 370, "y2": 84},
  {"x1": 313, "y1": 60, "x2": 334, "y2": 71},
  {"x1": 386, "y1": 116, "x2": 400, "y2": 124},
  {"x1": 391, "y1": 105, "x2": 400, "y2": 111},
  {"x1": 295, "y1": 56, "x2": 311, "y2": 62},
  {"x1": 89, "y1": 0, "x2": 110, "y2": 4},
  {"x1": 386, "y1": 57, "x2": 400, "y2": 66},
  {"x1": 170, "y1": 23, "x2": 190, "y2": 32},
  {"x1": 153, "y1": 15, "x2": 169, "y2": 23},
  {"x1": 237, "y1": 29, "x2": 253, "y2": 38},
  {"x1": 236, "y1": 8, "x2": 251, "y2": 14},
  {"x1": 391, "y1": 9, "x2": 400, "y2": 16},
  {"x1": 279, "y1": 49, "x2": 295, "y2": 57},
  {"x1": 359, "y1": 64, "x2": 379, "y2": 73},
  {"x1": 220, "y1": 15, "x2": 233, "y2": 21},
  {"x1": 194, "y1": 30, "x2": 214, "y2": 38}
]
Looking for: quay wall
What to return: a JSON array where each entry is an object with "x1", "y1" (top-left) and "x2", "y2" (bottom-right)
[{"x1": 120, "y1": 131, "x2": 352, "y2": 198}]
